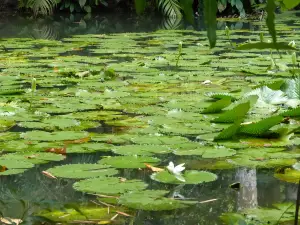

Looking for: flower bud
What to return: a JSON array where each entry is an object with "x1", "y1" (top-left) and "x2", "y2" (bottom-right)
[
  {"x1": 289, "y1": 40, "x2": 296, "y2": 48},
  {"x1": 292, "y1": 52, "x2": 297, "y2": 65},
  {"x1": 225, "y1": 26, "x2": 230, "y2": 37},
  {"x1": 31, "y1": 78, "x2": 36, "y2": 92}
]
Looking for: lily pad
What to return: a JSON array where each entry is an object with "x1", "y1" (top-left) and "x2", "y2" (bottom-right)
[
  {"x1": 112, "y1": 144, "x2": 172, "y2": 156},
  {"x1": 151, "y1": 170, "x2": 217, "y2": 184},
  {"x1": 118, "y1": 190, "x2": 196, "y2": 211},
  {"x1": 21, "y1": 131, "x2": 89, "y2": 141},
  {"x1": 98, "y1": 156, "x2": 161, "y2": 168},
  {"x1": 73, "y1": 177, "x2": 148, "y2": 194},
  {"x1": 46, "y1": 164, "x2": 118, "y2": 179}
]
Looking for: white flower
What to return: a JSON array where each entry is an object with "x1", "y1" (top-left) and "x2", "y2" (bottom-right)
[
  {"x1": 289, "y1": 40, "x2": 296, "y2": 48},
  {"x1": 167, "y1": 162, "x2": 186, "y2": 182}
]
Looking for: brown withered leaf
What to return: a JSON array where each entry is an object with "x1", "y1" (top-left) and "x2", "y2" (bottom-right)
[
  {"x1": 45, "y1": 146, "x2": 66, "y2": 155},
  {"x1": 42, "y1": 171, "x2": 57, "y2": 179},
  {"x1": 64, "y1": 137, "x2": 91, "y2": 144},
  {"x1": 0, "y1": 165, "x2": 8, "y2": 172},
  {"x1": 144, "y1": 163, "x2": 164, "y2": 172}
]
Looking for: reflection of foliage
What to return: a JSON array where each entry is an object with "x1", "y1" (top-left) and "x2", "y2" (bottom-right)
[
  {"x1": 160, "y1": 16, "x2": 183, "y2": 30},
  {"x1": 31, "y1": 24, "x2": 59, "y2": 40},
  {"x1": 157, "y1": 0, "x2": 182, "y2": 17},
  {"x1": 19, "y1": 0, "x2": 57, "y2": 15}
]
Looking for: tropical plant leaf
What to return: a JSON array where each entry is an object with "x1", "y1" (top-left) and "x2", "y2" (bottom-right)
[
  {"x1": 180, "y1": 0, "x2": 194, "y2": 24},
  {"x1": 157, "y1": 0, "x2": 182, "y2": 17},
  {"x1": 27, "y1": 0, "x2": 57, "y2": 15},
  {"x1": 236, "y1": 42, "x2": 295, "y2": 50},
  {"x1": 239, "y1": 116, "x2": 283, "y2": 136},
  {"x1": 282, "y1": 0, "x2": 300, "y2": 9},
  {"x1": 204, "y1": 0, "x2": 217, "y2": 48},
  {"x1": 266, "y1": 0, "x2": 277, "y2": 47},
  {"x1": 212, "y1": 102, "x2": 250, "y2": 123},
  {"x1": 201, "y1": 97, "x2": 232, "y2": 114}
]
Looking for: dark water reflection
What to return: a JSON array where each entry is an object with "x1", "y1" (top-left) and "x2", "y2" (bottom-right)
[{"x1": 0, "y1": 13, "x2": 253, "y2": 40}]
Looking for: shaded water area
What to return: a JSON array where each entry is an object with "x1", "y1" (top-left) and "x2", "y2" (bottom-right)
[{"x1": 0, "y1": 11, "x2": 300, "y2": 225}]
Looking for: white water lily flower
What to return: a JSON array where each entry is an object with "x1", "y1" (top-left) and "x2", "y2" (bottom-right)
[
  {"x1": 167, "y1": 162, "x2": 185, "y2": 175},
  {"x1": 167, "y1": 162, "x2": 186, "y2": 182}
]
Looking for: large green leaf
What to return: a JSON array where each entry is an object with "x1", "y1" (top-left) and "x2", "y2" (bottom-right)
[
  {"x1": 214, "y1": 121, "x2": 241, "y2": 140},
  {"x1": 239, "y1": 116, "x2": 283, "y2": 136},
  {"x1": 180, "y1": 0, "x2": 194, "y2": 24},
  {"x1": 204, "y1": 0, "x2": 217, "y2": 48},
  {"x1": 212, "y1": 102, "x2": 250, "y2": 123},
  {"x1": 266, "y1": 0, "x2": 277, "y2": 47},
  {"x1": 201, "y1": 97, "x2": 232, "y2": 114},
  {"x1": 282, "y1": 0, "x2": 300, "y2": 9}
]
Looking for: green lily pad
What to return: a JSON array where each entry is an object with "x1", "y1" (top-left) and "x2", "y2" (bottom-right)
[
  {"x1": 112, "y1": 144, "x2": 172, "y2": 156},
  {"x1": 98, "y1": 156, "x2": 161, "y2": 168},
  {"x1": 118, "y1": 190, "x2": 196, "y2": 211},
  {"x1": 21, "y1": 131, "x2": 89, "y2": 141},
  {"x1": 151, "y1": 170, "x2": 217, "y2": 184},
  {"x1": 73, "y1": 177, "x2": 148, "y2": 194},
  {"x1": 46, "y1": 164, "x2": 118, "y2": 179}
]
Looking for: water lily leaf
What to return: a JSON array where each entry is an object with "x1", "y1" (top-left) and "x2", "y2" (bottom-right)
[
  {"x1": 151, "y1": 170, "x2": 217, "y2": 184},
  {"x1": 0, "y1": 119, "x2": 15, "y2": 131},
  {"x1": 112, "y1": 144, "x2": 172, "y2": 156},
  {"x1": 236, "y1": 42, "x2": 295, "y2": 50},
  {"x1": 21, "y1": 131, "x2": 89, "y2": 141},
  {"x1": 212, "y1": 101, "x2": 250, "y2": 123},
  {"x1": 275, "y1": 168, "x2": 300, "y2": 183},
  {"x1": 67, "y1": 143, "x2": 113, "y2": 153},
  {"x1": 239, "y1": 116, "x2": 283, "y2": 136},
  {"x1": 214, "y1": 121, "x2": 241, "y2": 140},
  {"x1": 130, "y1": 135, "x2": 189, "y2": 145},
  {"x1": 0, "y1": 152, "x2": 65, "y2": 164},
  {"x1": 0, "y1": 158, "x2": 34, "y2": 175},
  {"x1": 281, "y1": 107, "x2": 300, "y2": 117},
  {"x1": 73, "y1": 177, "x2": 147, "y2": 194},
  {"x1": 174, "y1": 146, "x2": 236, "y2": 158},
  {"x1": 119, "y1": 190, "x2": 196, "y2": 211},
  {"x1": 98, "y1": 156, "x2": 160, "y2": 168},
  {"x1": 39, "y1": 206, "x2": 129, "y2": 223},
  {"x1": 282, "y1": 77, "x2": 300, "y2": 100},
  {"x1": 46, "y1": 164, "x2": 118, "y2": 179},
  {"x1": 201, "y1": 97, "x2": 232, "y2": 114}
]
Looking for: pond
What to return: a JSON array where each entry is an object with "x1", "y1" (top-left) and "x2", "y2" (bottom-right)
[{"x1": 0, "y1": 11, "x2": 300, "y2": 225}]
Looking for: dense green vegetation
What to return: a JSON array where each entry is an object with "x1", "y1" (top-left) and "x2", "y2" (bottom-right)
[{"x1": 1, "y1": 0, "x2": 300, "y2": 225}]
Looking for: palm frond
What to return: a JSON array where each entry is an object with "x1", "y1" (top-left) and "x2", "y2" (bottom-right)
[
  {"x1": 157, "y1": 0, "x2": 182, "y2": 17},
  {"x1": 27, "y1": 0, "x2": 57, "y2": 15}
]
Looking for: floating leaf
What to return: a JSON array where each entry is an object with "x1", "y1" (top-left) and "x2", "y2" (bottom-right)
[
  {"x1": 151, "y1": 170, "x2": 217, "y2": 184},
  {"x1": 112, "y1": 145, "x2": 172, "y2": 156},
  {"x1": 98, "y1": 156, "x2": 160, "y2": 169},
  {"x1": 46, "y1": 164, "x2": 118, "y2": 179},
  {"x1": 119, "y1": 190, "x2": 196, "y2": 211},
  {"x1": 73, "y1": 177, "x2": 147, "y2": 195},
  {"x1": 21, "y1": 131, "x2": 89, "y2": 141},
  {"x1": 236, "y1": 42, "x2": 295, "y2": 50}
]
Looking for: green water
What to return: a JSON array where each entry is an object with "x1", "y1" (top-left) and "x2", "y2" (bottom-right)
[{"x1": 0, "y1": 12, "x2": 299, "y2": 225}]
